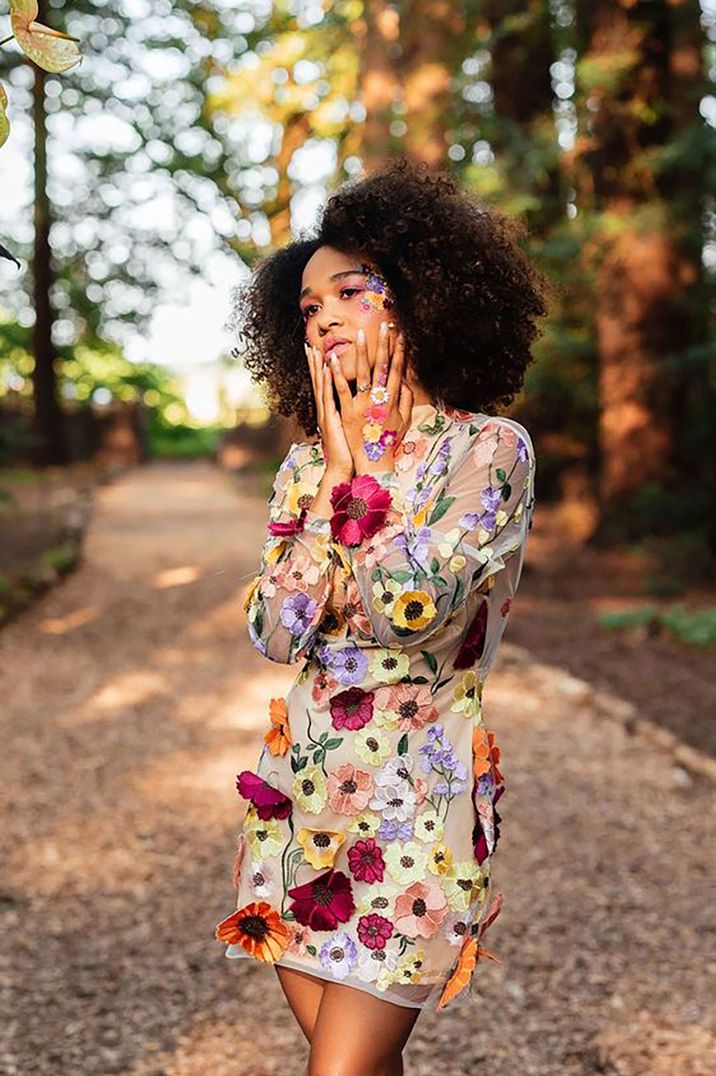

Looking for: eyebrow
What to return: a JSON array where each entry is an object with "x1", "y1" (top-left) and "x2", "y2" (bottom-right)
[{"x1": 299, "y1": 267, "x2": 368, "y2": 301}]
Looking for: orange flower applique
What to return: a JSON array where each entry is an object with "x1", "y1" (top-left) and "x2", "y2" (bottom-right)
[
  {"x1": 472, "y1": 726, "x2": 492, "y2": 778},
  {"x1": 215, "y1": 900, "x2": 290, "y2": 963},
  {"x1": 264, "y1": 697, "x2": 292, "y2": 757},
  {"x1": 436, "y1": 891, "x2": 504, "y2": 1010},
  {"x1": 486, "y1": 731, "x2": 504, "y2": 785}
]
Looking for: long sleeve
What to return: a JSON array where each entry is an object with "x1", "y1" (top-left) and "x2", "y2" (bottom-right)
[
  {"x1": 341, "y1": 418, "x2": 535, "y2": 649},
  {"x1": 243, "y1": 442, "x2": 335, "y2": 664}
]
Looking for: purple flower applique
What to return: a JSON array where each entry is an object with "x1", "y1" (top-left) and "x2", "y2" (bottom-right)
[
  {"x1": 319, "y1": 930, "x2": 358, "y2": 980},
  {"x1": 280, "y1": 592, "x2": 319, "y2": 635},
  {"x1": 319, "y1": 643, "x2": 368, "y2": 685},
  {"x1": 378, "y1": 817, "x2": 414, "y2": 841}
]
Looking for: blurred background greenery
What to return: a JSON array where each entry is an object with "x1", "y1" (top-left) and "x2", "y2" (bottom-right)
[{"x1": 0, "y1": 0, "x2": 714, "y2": 574}]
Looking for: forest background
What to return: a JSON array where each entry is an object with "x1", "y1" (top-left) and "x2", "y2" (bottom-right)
[{"x1": 1, "y1": 0, "x2": 715, "y2": 593}]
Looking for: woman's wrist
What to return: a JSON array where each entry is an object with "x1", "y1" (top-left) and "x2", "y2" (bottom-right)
[{"x1": 310, "y1": 467, "x2": 353, "y2": 517}]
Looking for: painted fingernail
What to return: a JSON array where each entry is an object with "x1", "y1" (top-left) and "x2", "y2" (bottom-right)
[
  {"x1": 357, "y1": 327, "x2": 365, "y2": 342},
  {"x1": 330, "y1": 350, "x2": 337, "y2": 363},
  {"x1": 380, "y1": 321, "x2": 387, "y2": 334}
]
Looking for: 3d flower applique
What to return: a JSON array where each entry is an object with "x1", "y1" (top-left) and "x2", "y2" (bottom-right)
[
  {"x1": 329, "y1": 474, "x2": 392, "y2": 546},
  {"x1": 357, "y1": 912, "x2": 394, "y2": 949},
  {"x1": 329, "y1": 686, "x2": 375, "y2": 731},
  {"x1": 215, "y1": 899, "x2": 291, "y2": 963},
  {"x1": 268, "y1": 506, "x2": 308, "y2": 537},
  {"x1": 296, "y1": 827, "x2": 346, "y2": 870},
  {"x1": 436, "y1": 891, "x2": 504, "y2": 1010},
  {"x1": 264, "y1": 697, "x2": 292, "y2": 756},
  {"x1": 287, "y1": 868, "x2": 356, "y2": 931},
  {"x1": 393, "y1": 880, "x2": 448, "y2": 939},
  {"x1": 236, "y1": 770, "x2": 292, "y2": 821},
  {"x1": 319, "y1": 930, "x2": 359, "y2": 979},
  {"x1": 347, "y1": 836, "x2": 386, "y2": 884}
]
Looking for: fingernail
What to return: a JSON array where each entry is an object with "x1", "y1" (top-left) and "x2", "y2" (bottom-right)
[
  {"x1": 330, "y1": 351, "x2": 337, "y2": 363},
  {"x1": 380, "y1": 321, "x2": 387, "y2": 334},
  {"x1": 357, "y1": 327, "x2": 365, "y2": 342}
]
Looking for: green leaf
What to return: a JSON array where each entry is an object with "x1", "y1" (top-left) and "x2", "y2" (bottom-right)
[
  {"x1": 312, "y1": 750, "x2": 322, "y2": 764},
  {"x1": 496, "y1": 467, "x2": 506, "y2": 481},
  {"x1": 397, "y1": 733, "x2": 409, "y2": 755},
  {"x1": 501, "y1": 480, "x2": 512, "y2": 500},
  {"x1": 296, "y1": 756, "x2": 308, "y2": 771},
  {"x1": 428, "y1": 496, "x2": 455, "y2": 525},
  {"x1": 430, "y1": 556, "x2": 440, "y2": 573},
  {"x1": 421, "y1": 650, "x2": 438, "y2": 674},
  {"x1": 306, "y1": 944, "x2": 317, "y2": 956},
  {"x1": 324, "y1": 737, "x2": 343, "y2": 750},
  {"x1": 391, "y1": 569, "x2": 413, "y2": 584}
]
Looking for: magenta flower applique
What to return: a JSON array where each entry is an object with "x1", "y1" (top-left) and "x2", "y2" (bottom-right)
[
  {"x1": 347, "y1": 837, "x2": 386, "y2": 884},
  {"x1": 236, "y1": 770, "x2": 292, "y2": 821},
  {"x1": 287, "y1": 868, "x2": 356, "y2": 931},
  {"x1": 357, "y1": 912, "x2": 394, "y2": 950},
  {"x1": 268, "y1": 506, "x2": 307, "y2": 537},
  {"x1": 329, "y1": 474, "x2": 392, "y2": 546},
  {"x1": 329, "y1": 686, "x2": 375, "y2": 731}
]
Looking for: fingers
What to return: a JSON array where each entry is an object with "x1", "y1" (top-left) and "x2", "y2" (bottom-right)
[
  {"x1": 397, "y1": 379, "x2": 414, "y2": 436},
  {"x1": 386, "y1": 329, "x2": 406, "y2": 402},
  {"x1": 328, "y1": 351, "x2": 352, "y2": 412},
  {"x1": 306, "y1": 343, "x2": 324, "y2": 428},
  {"x1": 372, "y1": 320, "x2": 390, "y2": 389},
  {"x1": 355, "y1": 328, "x2": 371, "y2": 390}
]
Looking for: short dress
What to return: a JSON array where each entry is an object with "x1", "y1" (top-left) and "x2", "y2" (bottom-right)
[{"x1": 214, "y1": 400, "x2": 537, "y2": 1011}]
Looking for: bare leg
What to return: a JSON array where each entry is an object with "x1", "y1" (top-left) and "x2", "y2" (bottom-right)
[
  {"x1": 307, "y1": 981, "x2": 421, "y2": 1076},
  {"x1": 275, "y1": 965, "x2": 326, "y2": 1043}
]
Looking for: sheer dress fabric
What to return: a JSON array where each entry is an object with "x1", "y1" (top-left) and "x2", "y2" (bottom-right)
[{"x1": 217, "y1": 401, "x2": 536, "y2": 1011}]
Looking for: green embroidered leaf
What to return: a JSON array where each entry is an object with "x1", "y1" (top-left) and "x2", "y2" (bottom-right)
[
  {"x1": 312, "y1": 750, "x2": 322, "y2": 764},
  {"x1": 306, "y1": 944, "x2": 317, "y2": 955},
  {"x1": 421, "y1": 650, "x2": 438, "y2": 674},
  {"x1": 397, "y1": 733, "x2": 409, "y2": 755},
  {"x1": 324, "y1": 737, "x2": 343, "y2": 750},
  {"x1": 411, "y1": 675, "x2": 429, "y2": 685},
  {"x1": 295, "y1": 755, "x2": 308, "y2": 771},
  {"x1": 430, "y1": 556, "x2": 440, "y2": 574},
  {"x1": 496, "y1": 467, "x2": 506, "y2": 481},
  {"x1": 371, "y1": 568, "x2": 381, "y2": 582},
  {"x1": 428, "y1": 496, "x2": 455, "y2": 525},
  {"x1": 391, "y1": 569, "x2": 414, "y2": 584},
  {"x1": 501, "y1": 480, "x2": 512, "y2": 500}
]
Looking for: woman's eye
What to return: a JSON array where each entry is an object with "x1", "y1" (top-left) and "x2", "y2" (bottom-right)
[{"x1": 302, "y1": 287, "x2": 362, "y2": 319}]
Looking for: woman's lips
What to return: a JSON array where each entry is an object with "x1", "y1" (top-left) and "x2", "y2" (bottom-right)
[{"x1": 324, "y1": 340, "x2": 352, "y2": 355}]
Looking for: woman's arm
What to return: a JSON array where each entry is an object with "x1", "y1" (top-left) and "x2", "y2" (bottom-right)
[
  {"x1": 336, "y1": 419, "x2": 535, "y2": 649},
  {"x1": 244, "y1": 443, "x2": 346, "y2": 664}
]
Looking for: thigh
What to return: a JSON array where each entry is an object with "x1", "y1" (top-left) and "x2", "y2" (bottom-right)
[
  {"x1": 275, "y1": 964, "x2": 326, "y2": 1043},
  {"x1": 308, "y1": 981, "x2": 421, "y2": 1076}
]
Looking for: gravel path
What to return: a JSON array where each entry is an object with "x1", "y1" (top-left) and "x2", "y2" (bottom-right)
[{"x1": 1, "y1": 460, "x2": 714, "y2": 1076}]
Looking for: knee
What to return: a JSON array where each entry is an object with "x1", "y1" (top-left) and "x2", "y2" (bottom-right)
[{"x1": 307, "y1": 1056, "x2": 396, "y2": 1076}]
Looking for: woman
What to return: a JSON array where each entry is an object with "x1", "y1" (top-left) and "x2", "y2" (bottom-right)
[{"x1": 215, "y1": 157, "x2": 548, "y2": 1074}]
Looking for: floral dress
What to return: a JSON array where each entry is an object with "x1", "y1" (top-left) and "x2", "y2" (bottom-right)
[{"x1": 215, "y1": 400, "x2": 536, "y2": 1011}]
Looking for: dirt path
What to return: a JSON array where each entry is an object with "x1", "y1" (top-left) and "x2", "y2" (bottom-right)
[{"x1": 1, "y1": 460, "x2": 714, "y2": 1076}]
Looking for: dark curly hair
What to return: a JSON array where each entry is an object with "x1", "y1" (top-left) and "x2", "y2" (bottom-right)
[{"x1": 228, "y1": 155, "x2": 550, "y2": 436}]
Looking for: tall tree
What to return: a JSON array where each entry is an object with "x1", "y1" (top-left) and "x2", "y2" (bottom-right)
[{"x1": 571, "y1": 0, "x2": 714, "y2": 539}]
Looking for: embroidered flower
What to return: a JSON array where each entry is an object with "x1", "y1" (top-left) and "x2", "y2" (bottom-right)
[
  {"x1": 279, "y1": 592, "x2": 319, "y2": 636},
  {"x1": 428, "y1": 842, "x2": 454, "y2": 876},
  {"x1": 249, "y1": 861, "x2": 276, "y2": 899},
  {"x1": 245, "y1": 815, "x2": 284, "y2": 860},
  {"x1": 357, "y1": 943, "x2": 399, "y2": 984},
  {"x1": 413, "y1": 809, "x2": 445, "y2": 843},
  {"x1": 391, "y1": 589, "x2": 437, "y2": 632},
  {"x1": 264, "y1": 697, "x2": 292, "y2": 757},
  {"x1": 327, "y1": 762, "x2": 374, "y2": 815},
  {"x1": 353, "y1": 727, "x2": 392, "y2": 767},
  {"x1": 443, "y1": 860, "x2": 487, "y2": 911},
  {"x1": 292, "y1": 766, "x2": 328, "y2": 814},
  {"x1": 347, "y1": 811, "x2": 381, "y2": 838},
  {"x1": 357, "y1": 913, "x2": 394, "y2": 950},
  {"x1": 329, "y1": 686, "x2": 375, "y2": 731},
  {"x1": 347, "y1": 837, "x2": 386, "y2": 884},
  {"x1": 453, "y1": 600, "x2": 488, "y2": 669},
  {"x1": 288, "y1": 869, "x2": 355, "y2": 931},
  {"x1": 393, "y1": 880, "x2": 448, "y2": 938},
  {"x1": 319, "y1": 930, "x2": 359, "y2": 979},
  {"x1": 374, "y1": 682, "x2": 438, "y2": 732},
  {"x1": 383, "y1": 840, "x2": 428, "y2": 885},
  {"x1": 297, "y1": 827, "x2": 346, "y2": 870},
  {"x1": 319, "y1": 643, "x2": 369, "y2": 686},
  {"x1": 215, "y1": 900, "x2": 290, "y2": 963},
  {"x1": 451, "y1": 670, "x2": 482, "y2": 718},
  {"x1": 369, "y1": 778, "x2": 417, "y2": 823},
  {"x1": 329, "y1": 474, "x2": 392, "y2": 547},
  {"x1": 356, "y1": 881, "x2": 401, "y2": 917},
  {"x1": 368, "y1": 648, "x2": 410, "y2": 683},
  {"x1": 236, "y1": 771, "x2": 292, "y2": 821}
]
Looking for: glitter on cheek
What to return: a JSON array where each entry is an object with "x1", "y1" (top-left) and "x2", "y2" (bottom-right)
[{"x1": 358, "y1": 262, "x2": 395, "y2": 312}]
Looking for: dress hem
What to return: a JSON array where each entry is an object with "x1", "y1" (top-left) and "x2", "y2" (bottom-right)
[{"x1": 223, "y1": 944, "x2": 462, "y2": 1011}]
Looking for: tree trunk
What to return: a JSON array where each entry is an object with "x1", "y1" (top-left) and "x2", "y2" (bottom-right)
[
  {"x1": 31, "y1": 0, "x2": 67, "y2": 466},
  {"x1": 572, "y1": 0, "x2": 708, "y2": 534}
]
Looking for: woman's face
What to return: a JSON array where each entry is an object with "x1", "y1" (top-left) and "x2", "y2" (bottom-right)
[{"x1": 299, "y1": 245, "x2": 398, "y2": 382}]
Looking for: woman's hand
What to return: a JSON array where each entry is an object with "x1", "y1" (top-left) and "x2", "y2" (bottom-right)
[
  {"x1": 305, "y1": 341, "x2": 354, "y2": 481},
  {"x1": 328, "y1": 320, "x2": 414, "y2": 474}
]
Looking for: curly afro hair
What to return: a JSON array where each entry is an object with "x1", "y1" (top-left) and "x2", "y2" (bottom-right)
[{"x1": 228, "y1": 155, "x2": 550, "y2": 437}]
